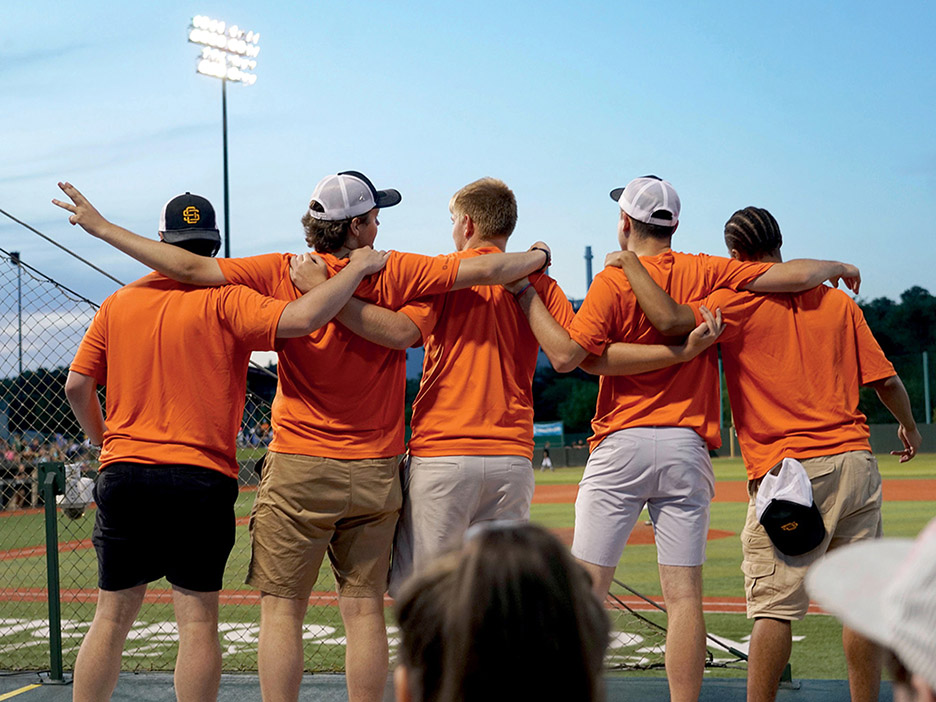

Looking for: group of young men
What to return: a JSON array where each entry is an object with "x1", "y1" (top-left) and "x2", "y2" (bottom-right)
[{"x1": 55, "y1": 171, "x2": 921, "y2": 702}]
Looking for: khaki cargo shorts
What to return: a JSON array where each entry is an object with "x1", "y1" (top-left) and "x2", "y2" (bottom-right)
[
  {"x1": 246, "y1": 451, "x2": 402, "y2": 599},
  {"x1": 741, "y1": 450, "x2": 882, "y2": 620}
]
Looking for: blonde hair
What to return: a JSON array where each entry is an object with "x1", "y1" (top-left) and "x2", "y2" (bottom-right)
[{"x1": 449, "y1": 178, "x2": 517, "y2": 240}]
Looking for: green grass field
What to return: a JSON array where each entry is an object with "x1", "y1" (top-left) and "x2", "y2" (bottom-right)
[
  {"x1": 533, "y1": 453, "x2": 936, "y2": 680},
  {"x1": 1, "y1": 453, "x2": 934, "y2": 677}
]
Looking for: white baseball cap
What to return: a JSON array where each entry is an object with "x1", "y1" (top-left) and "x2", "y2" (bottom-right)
[
  {"x1": 307, "y1": 170, "x2": 402, "y2": 221},
  {"x1": 805, "y1": 518, "x2": 936, "y2": 692},
  {"x1": 609, "y1": 175, "x2": 680, "y2": 227}
]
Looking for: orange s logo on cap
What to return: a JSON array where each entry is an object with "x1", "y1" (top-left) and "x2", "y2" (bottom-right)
[{"x1": 183, "y1": 206, "x2": 201, "y2": 224}]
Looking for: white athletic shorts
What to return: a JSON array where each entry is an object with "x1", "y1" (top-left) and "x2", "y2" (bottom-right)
[
  {"x1": 571, "y1": 427, "x2": 714, "y2": 568},
  {"x1": 389, "y1": 454, "x2": 535, "y2": 596}
]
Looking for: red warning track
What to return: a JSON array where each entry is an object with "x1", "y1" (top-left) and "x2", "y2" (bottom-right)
[
  {"x1": 1, "y1": 586, "x2": 825, "y2": 614},
  {"x1": 532, "y1": 478, "x2": 936, "y2": 504}
]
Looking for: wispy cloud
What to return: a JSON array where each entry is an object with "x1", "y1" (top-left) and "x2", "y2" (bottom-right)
[
  {"x1": 0, "y1": 122, "x2": 216, "y2": 185},
  {"x1": 0, "y1": 44, "x2": 91, "y2": 74}
]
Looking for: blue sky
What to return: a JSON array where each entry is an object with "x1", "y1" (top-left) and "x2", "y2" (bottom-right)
[{"x1": 2, "y1": 0, "x2": 934, "y2": 310}]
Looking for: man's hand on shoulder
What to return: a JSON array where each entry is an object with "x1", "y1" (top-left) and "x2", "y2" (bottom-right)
[
  {"x1": 604, "y1": 250, "x2": 639, "y2": 272},
  {"x1": 346, "y1": 246, "x2": 390, "y2": 276},
  {"x1": 289, "y1": 252, "x2": 329, "y2": 293}
]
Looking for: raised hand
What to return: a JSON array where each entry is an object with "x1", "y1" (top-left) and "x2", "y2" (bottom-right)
[{"x1": 51, "y1": 182, "x2": 109, "y2": 236}]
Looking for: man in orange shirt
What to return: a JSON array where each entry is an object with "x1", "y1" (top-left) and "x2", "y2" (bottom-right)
[
  {"x1": 510, "y1": 176, "x2": 863, "y2": 702},
  {"x1": 609, "y1": 206, "x2": 921, "y2": 702},
  {"x1": 61, "y1": 172, "x2": 550, "y2": 702},
  {"x1": 56, "y1": 186, "x2": 388, "y2": 702},
  {"x1": 386, "y1": 178, "x2": 574, "y2": 592}
]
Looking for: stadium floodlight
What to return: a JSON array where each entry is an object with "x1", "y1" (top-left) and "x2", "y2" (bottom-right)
[{"x1": 188, "y1": 15, "x2": 260, "y2": 257}]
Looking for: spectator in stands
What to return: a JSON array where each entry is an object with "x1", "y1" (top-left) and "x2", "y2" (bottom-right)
[
  {"x1": 10, "y1": 463, "x2": 32, "y2": 510},
  {"x1": 393, "y1": 522, "x2": 610, "y2": 702},
  {"x1": 252, "y1": 420, "x2": 272, "y2": 446}
]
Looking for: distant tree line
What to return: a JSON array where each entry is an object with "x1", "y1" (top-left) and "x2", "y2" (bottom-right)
[{"x1": 859, "y1": 286, "x2": 935, "y2": 424}]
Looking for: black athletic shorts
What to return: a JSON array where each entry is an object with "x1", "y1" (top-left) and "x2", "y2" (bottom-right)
[{"x1": 91, "y1": 462, "x2": 239, "y2": 592}]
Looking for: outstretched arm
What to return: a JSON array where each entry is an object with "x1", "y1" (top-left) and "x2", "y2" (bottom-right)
[
  {"x1": 64, "y1": 371, "x2": 106, "y2": 447},
  {"x1": 743, "y1": 259, "x2": 861, "y2": 294},
  {"x1": 581, "y1": 306, "x2": 724, "y2": 375},
  {"x1": 510, "y1": 279, "x2": 589, "y2": 372},
  {"x1": 866, "y1": 375, "x2": 922, "y2": 462},
  {"x1": 451, "y1": 243, "x2": 551, "y2": 290},
  {"x1": 289, "y1": 253, "x2": 421, "y2": 349},
  {"x1": 53, "y1": 182, "x2": 226, "y2": 285},
  {"x1": 605, "y1": 251, "x2": 697, "y2": 335}
]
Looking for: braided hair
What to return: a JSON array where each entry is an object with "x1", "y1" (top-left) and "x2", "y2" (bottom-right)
[{"x1": 724, "y1": 207, "x2": 782, "y2": 259}]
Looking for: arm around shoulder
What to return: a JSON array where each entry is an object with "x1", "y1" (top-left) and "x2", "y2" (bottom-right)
[
  {"x1": 603, "y1": 251, "x2": 695, "y2": 335},
  {"x1": 513, "y1": 284, "x2": 589, "y2": 372},
  {"x1": 276, "y1": 247, "x2": 390, "y2": 338},
  {"x1": 452, "y1": 243, "x2": 550, "y2": 290},
  {"x1": 336, "y1": 298, "x2": 422, "y2": 350},
  {"x1": 743, "y1": 259, "x2": 861, "y2": 294},
  {"x1": 52, "y1": 182, "x2": 226, "y2": 285}
]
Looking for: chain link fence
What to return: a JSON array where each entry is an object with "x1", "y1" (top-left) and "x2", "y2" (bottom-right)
[{"x1": 0, "y1": 247, "x2": 352, "y2": 673}]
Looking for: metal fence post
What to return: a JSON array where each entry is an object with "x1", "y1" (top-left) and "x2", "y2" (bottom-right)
[
  {"x1": 39, "y1": 461, "x2": 68, "y2": 684},
  {"x1": 924, "y1": 351, "x2": 931, "y2": 424}
]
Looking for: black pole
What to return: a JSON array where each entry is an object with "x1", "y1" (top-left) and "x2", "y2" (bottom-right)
[
  {"x1": 40, "y1": 463, "x2": 66, "y2": 684},
  {"x1": 222, "y1": 78, "x2": 230, "y2": 258},
  {"x1": 11, "y1": 251, "x2": 22, "y2": 376}
]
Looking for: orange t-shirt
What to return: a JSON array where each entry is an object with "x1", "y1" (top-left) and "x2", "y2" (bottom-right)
[
  {"x1": 69, "y1": 273, "x2": 288, "y2": 479},
  {"x1": 568, "y1": 250, "x2": 773, "y2": 451},
  {"x1": 216, "y1": 251, "x2": 460, "y2": 458},
  {"x1": 691, "y1": 285, "x2": 895, "y2": 479},
  {"x1": 408, "y1": 247, "x2": 576, "y2": 459}
]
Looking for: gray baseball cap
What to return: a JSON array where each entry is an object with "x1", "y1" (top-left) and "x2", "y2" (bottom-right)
[
  {"x1": 609, "y1": 175, "x2": 680, "y2": 227},
  {"x1": 307, "y1": 171, "x2": 401, "y2": 221}
]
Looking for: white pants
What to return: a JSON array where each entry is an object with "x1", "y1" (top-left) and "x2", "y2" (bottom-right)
[
  {"x1": 571, "y1": 427, "x2": 714, "y2": 568},
  {"x1": 389, "y1": 454, "x2": 534, "y2": 595}
]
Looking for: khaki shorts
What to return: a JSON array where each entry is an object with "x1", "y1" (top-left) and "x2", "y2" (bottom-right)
[
  {"x1": 246, "y1": 451, "x2": 402, "y2": 599},
  {"x1": 741, "y1": 450, "x2": 882, "y2": 620}
]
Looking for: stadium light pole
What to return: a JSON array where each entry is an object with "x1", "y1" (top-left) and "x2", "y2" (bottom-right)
[{"x1": 188, "y1": 15, "x2": 259, "y2": 258}]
